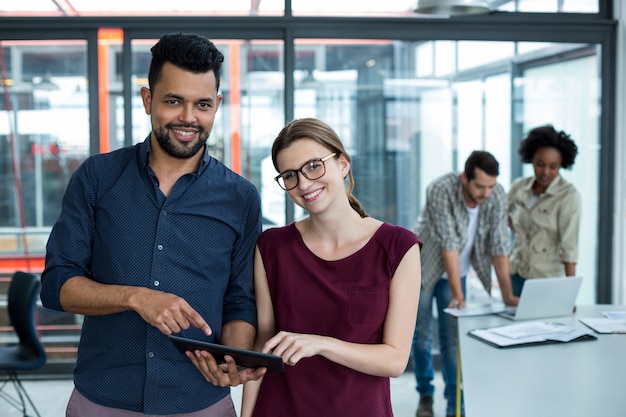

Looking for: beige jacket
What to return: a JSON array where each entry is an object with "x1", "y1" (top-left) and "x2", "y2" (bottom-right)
[{"x1": 508, "y1": 175, "x2": 581, "y2": 278}]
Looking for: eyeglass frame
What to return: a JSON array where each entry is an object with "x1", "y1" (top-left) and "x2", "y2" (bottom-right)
[{"x1": 274, "y1": 152, "x2": 337, "y2": 190}]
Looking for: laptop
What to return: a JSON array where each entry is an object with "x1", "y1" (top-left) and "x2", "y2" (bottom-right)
[{"x1": 497, "y1": 276, "x2": 583, "y2": 321}]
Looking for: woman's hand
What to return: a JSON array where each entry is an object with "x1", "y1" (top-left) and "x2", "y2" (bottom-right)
[{"x1": 263, "y1": 331, "x2": 324, "y2": 366}]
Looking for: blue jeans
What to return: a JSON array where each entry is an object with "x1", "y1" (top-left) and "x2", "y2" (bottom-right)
[
  {"x1": 411, "y1": 277, "x2": 466, "y2": 416},
  {"x1": 511, "y1": 273, "x2": 526, "y2": 297}
]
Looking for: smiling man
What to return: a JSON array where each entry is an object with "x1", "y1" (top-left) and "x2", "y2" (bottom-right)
[
  {"x1": 409, "y1": 150, "x2": 518, "y2": 417},
  {"x1": 41, "y1": 32, "x2": 264, "y2": 417}
]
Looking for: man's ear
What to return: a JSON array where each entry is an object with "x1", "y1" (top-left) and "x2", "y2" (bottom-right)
[
  {"x1": 460, "y1": 172, "x2": 468, "y2": 186},
  {"x1": 140, "y1": 87, "x2": 152, "y2": 115}
]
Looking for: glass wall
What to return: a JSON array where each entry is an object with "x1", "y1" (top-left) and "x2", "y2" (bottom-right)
[
  {"x1": 0, "y1": 0, "x2": 618, "y2": 373},
  {"x1": 282, "y1": 39, "x2": 599, "y2": 303},
  {"x1": 0, "y1": 39, "x2": 89, "y2": 272},
  {"x1": 0, "y1": 35, "x2": 608, "y2": 303},
  {"x1": 0, "y1": 0, "x2": 615, "y2": 302}
]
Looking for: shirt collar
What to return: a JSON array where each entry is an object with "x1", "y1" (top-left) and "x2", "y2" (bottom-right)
[
  {"x1": 139, "y1": 135, "x2": 151, "y2": 168},
  {"x1": 543, "y1": 174, "x2": 564, "y2": 195},
  {"x1": 523, "y1": 174, "x2": 563, "y2": 196}
]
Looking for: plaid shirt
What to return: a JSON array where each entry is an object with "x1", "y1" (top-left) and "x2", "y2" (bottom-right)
[{"x1": 414, "y1": 172, "x2": 509, "y2": 293}]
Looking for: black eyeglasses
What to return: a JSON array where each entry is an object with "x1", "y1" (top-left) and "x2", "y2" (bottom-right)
[{"x1": 274, "y1": 153, "x2": 337, "y2": 190}]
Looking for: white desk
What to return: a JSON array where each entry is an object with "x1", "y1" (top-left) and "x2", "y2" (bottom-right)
[{"x1": 458, "y1": 305, "x2": 626, "y2": 417}]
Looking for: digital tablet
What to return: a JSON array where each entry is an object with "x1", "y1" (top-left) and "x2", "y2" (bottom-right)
[{"x1": 169, "y1": 335, "x2": 284, "y2": 373}]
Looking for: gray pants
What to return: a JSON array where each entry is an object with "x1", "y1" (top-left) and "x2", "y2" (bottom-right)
[{"x1": 66, "y1": 388, "x2": 237, "y2": 417}]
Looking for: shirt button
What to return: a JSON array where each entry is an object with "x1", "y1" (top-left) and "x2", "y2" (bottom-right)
[
  {"x1": 148, "y1": 352, "x2": 154, "y2": 358},
  {"x1": 162, "y1": 211, "x2": 167, "y2": 216},
  {"x1": 154, "y1": 280, "x2": 160, "y2": 287},
  {"x1": 157, "y1": 244, "x2": 163, "y2": 250}
]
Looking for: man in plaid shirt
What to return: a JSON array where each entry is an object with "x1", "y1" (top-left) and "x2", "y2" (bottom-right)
[{"x1": 411, "y1": 150, "x2": 518, "y2": 417}]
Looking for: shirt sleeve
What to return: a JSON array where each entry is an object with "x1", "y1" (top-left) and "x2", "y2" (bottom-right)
[
  {"x1": 427, "y1": 179, "x2": 464, "y2": 251},
  {"x1": 388, "y1": 225, "x2": 422, "y2": 274},
  {"x1": 557, "y1": 187, "x2": 581, "y2": 262},
  {"x1": 487, "y1": 183, "x2": 510, "y2": 256},
  {"x1": 222, "y1": 184, "x2": 262, "y2": 326},
  {"x1": 507, "y1": 178, "x2": 523, "y2": 214},
  {"x1": 40, "y1": 159, "x2": 96, "y2": 312}
]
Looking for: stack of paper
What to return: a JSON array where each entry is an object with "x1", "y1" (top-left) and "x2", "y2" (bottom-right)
[
  {"x1": 579, "y1": 312, "x2": 626, "y2": 334},
  {"x1": 602, "y1": 311, "x2": 626, "y2": 320},
  {"x1": 443, "y1": 303, "x2": 507, "y2": 317},
  {"x1": 469, "y1": 321, "x2": 596, "y2": 348}
]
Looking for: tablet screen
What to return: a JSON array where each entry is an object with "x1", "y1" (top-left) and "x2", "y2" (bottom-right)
[{"x1": 169, "y1": 335, "x2": 285, "y2": 373}]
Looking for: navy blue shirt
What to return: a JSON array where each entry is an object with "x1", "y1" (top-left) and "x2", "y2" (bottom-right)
[{"x1": 41, "y1": 137, "x2": 261, "y2": 414}]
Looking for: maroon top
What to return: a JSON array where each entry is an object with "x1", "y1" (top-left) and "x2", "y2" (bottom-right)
[{"x1": 252, "y1": 222, "x2": 421, "y2": 417}]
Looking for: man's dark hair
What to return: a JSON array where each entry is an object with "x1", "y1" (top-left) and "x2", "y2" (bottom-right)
[
  {"x1": 464, "y1": 150, "x2": 499, "y2": 180},
  {"x1": 518, "y1": 124, "x2": 578, "y2": 169},
  {"x1": 148, "y1": 32, "x2": 225, "y2": 92}
]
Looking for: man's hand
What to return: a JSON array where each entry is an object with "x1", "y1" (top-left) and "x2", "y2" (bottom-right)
[
  {"x1": 187, "y1": 351, "x2": 267, "y2": 387},
  {"x1": 503, "y1": 294, "x2": 520, "y2": 307},
  {"x1": 448, "y1": 295, "x2": 465, "y2": 310},
  {"x1": 133, "y1": 289, "x2": 211, "y2": 336}
]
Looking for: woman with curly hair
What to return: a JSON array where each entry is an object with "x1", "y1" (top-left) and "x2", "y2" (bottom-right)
[{"x1": 508, "y1": 124, "x2": 581, "y2": 296}]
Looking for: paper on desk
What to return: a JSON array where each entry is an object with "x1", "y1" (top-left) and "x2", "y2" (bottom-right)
[
  {"x1": 580, "y1": 318, "x2": 626, "y2": 334},
  {"x1": 547, "y1": 327, "x2": 592, "y2": 342},
  {"x1": 443, "y1": 304, "x2": 507, "y2": 317},
  {"x1": 602, "y1": 311, "x2": 626, "y2": 320},
  {"x1": 478, "y1": 321, "x2": 591, "y2": 344},
  {"x1": 470, "y1": 328, "x2": 547, "y2": 347},
  {"x1": 489, "y1": 321, "x2": 569, "y2": 339}
]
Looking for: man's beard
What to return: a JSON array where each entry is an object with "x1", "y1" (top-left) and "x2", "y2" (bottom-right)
[
  {"x1": 153, "y1": 124, "x2": 208, "y2": 159},
  {"x1": 462, "y1": 184, "x2": 484, "y2": 206}
]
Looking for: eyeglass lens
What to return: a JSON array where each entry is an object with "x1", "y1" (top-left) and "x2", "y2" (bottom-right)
[
  {"x1": 276, "y1": 153, "x2": 335, "y2": 190},
  {"x1": 278, "y1": 160, "x2": 325, "y2": 190}
]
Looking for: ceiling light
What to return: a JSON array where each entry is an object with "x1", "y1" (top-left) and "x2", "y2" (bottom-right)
[
  {"x1": 414, "y1": 0, "x2": 492, "y2": 16},
  {"x1": 32, "y1": 73, "x2": 60, "y2": 91}
]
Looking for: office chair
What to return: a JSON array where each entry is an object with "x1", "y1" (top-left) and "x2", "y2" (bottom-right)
[{"x1": 0, "y1": 271, "x2": 47, "y2": 417}]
